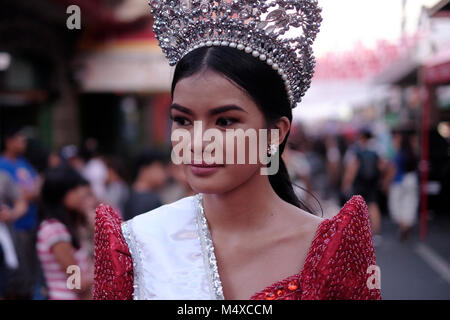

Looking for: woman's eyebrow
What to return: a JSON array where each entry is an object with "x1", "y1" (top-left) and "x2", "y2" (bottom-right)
[
  {"x1": 209, "y1": 105, "x2": 248, "y2": 116},
  {"x1": 170, "y1": 103, "x2": 248, "y2": 116},
  {"x1": 170, "y1": 103, "x2": 194, "y2": 115}
]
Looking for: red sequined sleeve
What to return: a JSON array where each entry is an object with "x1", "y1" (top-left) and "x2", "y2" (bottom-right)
[
  {"x1": 316, "y1": 196, "x2": 382, "y2": 300},
  {"x1": 93, "y1": 204, "x2": 134, "y2": 300}
]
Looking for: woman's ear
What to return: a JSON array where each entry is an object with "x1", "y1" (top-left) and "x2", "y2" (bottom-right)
[{"x1": 269, "y1": 116, "x2": 291, "y2": 146}]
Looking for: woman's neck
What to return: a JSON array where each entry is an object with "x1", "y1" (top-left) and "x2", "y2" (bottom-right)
[{"x1": 202, "y1": 171, "x2": 283, "y2": 235}]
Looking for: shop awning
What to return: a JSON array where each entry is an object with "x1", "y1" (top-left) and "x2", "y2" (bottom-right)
[
  {"x1": 76, "y1": 45, "x2": 173, "y2": 93},
  {"x1": 422, "y1": 44, "x2": 450, "y2": 84},
  {"x1": 75, "y1": 22, "x2": 173, "y2": 93},
  {"x1": 372, "y1": 54, "x2": 421, "y2": 86}
]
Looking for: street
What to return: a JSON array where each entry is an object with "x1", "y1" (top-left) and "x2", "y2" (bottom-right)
[{"x1": 375, "y1": 215, "x2": 450, "y2": 299}]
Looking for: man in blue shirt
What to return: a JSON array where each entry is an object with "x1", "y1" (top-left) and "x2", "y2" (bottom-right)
[{"x1": 0, "y1": 126, "x2": 40, "y2": 299}]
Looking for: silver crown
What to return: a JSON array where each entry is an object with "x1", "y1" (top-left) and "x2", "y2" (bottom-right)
[{"x1": 148, "y1": 0, "x2": 322, "y2": 108}]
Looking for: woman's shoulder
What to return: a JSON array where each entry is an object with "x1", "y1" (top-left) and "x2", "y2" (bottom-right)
[
  {"x1": 319, "y1": 195, "x2": 370, "y2": 235},
  {"x1": 37, "y1": 218, "x2": 70, "y2": 237},
  {"x1": 93, "y1": 203, "x2": 134, "y2": 299},
  {"x1": 300, "y1": 196, "x2": 372, "y2": 269},
  {"x1": 314, "y1": 195, "x2": 373, "y2": 257},
  {"x1": 39, "y1": 218, "x2": 64, "y2": 227},
  {"x1": 338, "y1": 195, "x2": 369, "y2": 222},
  {"x1": 93, "y1": 195, "x2": 198, "y2": 300},
  {"x1": 302, "y1": 195, "x2": 381, "y2": 299}
]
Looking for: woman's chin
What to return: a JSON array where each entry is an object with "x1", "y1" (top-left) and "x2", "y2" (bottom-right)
[
  {"x1": 183, "y1": 164, "x2": 259, "y2": 195},
  {"x1": 187, "y1": 177, "x2": 228, "y2": 194},
  {"x1": 185, "y1": 173, "x2": 230, "y2": 195}
]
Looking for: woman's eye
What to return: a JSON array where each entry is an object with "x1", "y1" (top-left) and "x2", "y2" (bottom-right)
[
  {"x1": 216, "y1": 117, "x2": 238, "y2": 127},
  {"x1": 171, "y1": 116, "x2": 191, "y2": 126}
]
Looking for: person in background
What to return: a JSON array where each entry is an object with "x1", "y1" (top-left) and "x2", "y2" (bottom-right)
[
  {"x1": 0, "y1": 171, "x2": 27, "y2": 299},
  {"x1": 123, "y1": 150, "x2": 168, "y2": 221},
  {"x1": 387, "y1": 131, "x2": 419, "y2": 241},
  {"x1": 324, "y1": 135, "x2": 342, "y2": 201},
  {"x1": 0, "y1": 172, "x2": 28, "y2": 225},
  {"x1": 37, "y1": 165, "x2": 94, "y2": 300},
  {"x1": 0, "y1": 245, "x2": 4, "y2": 299},
  {"x1": 0, "y1": 126, "x2": 40, "y2": 299},
  {"x1": 342, "y1": 129, "x2": 384, "y2": 246},
  {"x1": 47, "y1": 152, "x2": 62, "y2": 169},
  {"x1": 60, "y1": 145, "x2": 85, "y2": 173},
  {"x1": 159, "y1": 162, "x2": 195, "y2": 204},
  {"x1": 61, "y1": 145, "x2": 99, "y2": 254},
  {"x1": 81, "y1": 138, "x2": 108, "y2": 201},
  {"x1": 103, "y1": 157, "x2": 130, "y2": 217}
]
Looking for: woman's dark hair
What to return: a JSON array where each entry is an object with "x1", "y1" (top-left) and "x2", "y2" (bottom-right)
[
  {"x1": 171, "y1": 46, "x2": 317, "y2": 214},
  {"x1": 39, "y1": 165, "x2": 89, "y2": 249},
  {"x1": 104, "y1": 156, "x2": 131, "y2": 184},
  {"x1": 132, "y1": 149, "x2": 169, "y2": 182}
]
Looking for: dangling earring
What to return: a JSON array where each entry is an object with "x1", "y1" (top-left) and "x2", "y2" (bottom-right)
[{"x1": 267, "y1": 143, "x2": 278, "y2": 157}]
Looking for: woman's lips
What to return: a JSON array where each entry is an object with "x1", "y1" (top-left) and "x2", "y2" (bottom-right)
[
  {"x1": 190, "y1": 162, "x2": 224, "y2": 167},
  {"x1": 189, "y1": 163, "x2": 225, "y2": 176}
]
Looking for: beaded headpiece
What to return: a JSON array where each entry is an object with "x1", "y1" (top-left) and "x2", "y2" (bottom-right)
[{"x1": 148, "y1": 0, "x2": 322, "y2": 108}]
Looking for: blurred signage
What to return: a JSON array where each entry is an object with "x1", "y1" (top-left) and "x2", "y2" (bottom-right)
[{"x1": 76, "y1": 47, "x2": 173, "y2": 93}]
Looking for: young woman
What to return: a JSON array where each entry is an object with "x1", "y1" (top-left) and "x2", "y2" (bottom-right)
[
  {"x1": 93, "y1": 0, "x2": 381, "y2": 300},
  {"x1": 37, "y1": 165, "x2": 94, "y2": 300},
  {"x1": 388, "y1": 131, "x2": 419, "y2": 241}
]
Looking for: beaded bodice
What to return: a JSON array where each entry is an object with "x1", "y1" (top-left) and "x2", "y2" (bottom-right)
[{"x1": 93, "y1": 195, "x2": 381, "y2": 300}]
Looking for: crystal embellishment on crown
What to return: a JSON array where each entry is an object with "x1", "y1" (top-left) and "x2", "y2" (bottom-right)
[{"x1": 148, "y1": 0, "x2": 322, "y2": 108}]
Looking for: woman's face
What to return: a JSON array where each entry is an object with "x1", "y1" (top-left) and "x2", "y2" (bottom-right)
[
  {"x1": 171, "y1": 70, "x2": 273, "y2": 194},
  {"x1": 63, "y1": 185, "x2": 95, "y2": 215}
]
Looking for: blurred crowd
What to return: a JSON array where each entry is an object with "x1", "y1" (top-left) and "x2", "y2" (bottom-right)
[
  {"x1": 0, "y1": 121, "x2": 431, "y2": 300},
  {"x1": 0, "y1": 126, "x2": 194, "y2": 300},
  {"x1": 284, "y1": 123, "x2": 423, "y2": 246}
]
